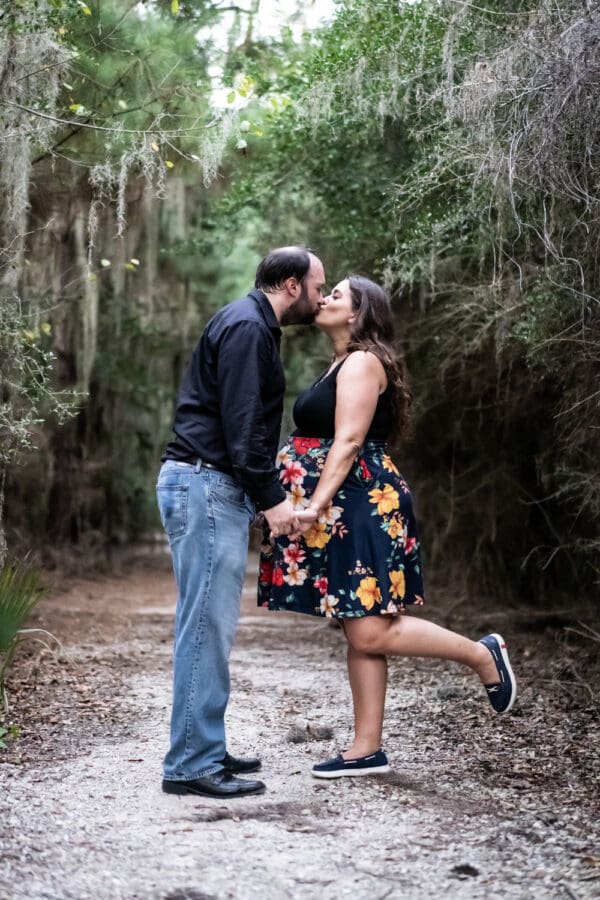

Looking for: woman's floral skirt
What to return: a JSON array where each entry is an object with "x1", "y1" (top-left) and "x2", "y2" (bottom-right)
[{"x1": 258, "y1": 437, "x2": 425, "y2": 618}]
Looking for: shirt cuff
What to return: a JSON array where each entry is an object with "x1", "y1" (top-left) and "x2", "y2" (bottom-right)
[{"x1": 252, "y1": 480, "x2": 286, "y2": 511}]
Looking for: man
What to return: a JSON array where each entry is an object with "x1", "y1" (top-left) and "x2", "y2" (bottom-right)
[{"x1": 157, "y1": 246, "x2": 325, "y2": 798}]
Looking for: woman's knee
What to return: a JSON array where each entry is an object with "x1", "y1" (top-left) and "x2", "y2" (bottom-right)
[{"x1": 344, "y1": 618, "x2": 390, "y2": 654}]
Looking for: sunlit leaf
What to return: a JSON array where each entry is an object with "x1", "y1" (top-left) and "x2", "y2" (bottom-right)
[
  {"x1": 227, "y1": 91, "x2": 236, "y2": 105},
  {"x1": 124, "y1": 263, "x2": 136, "y2": 271},
  {"x1": 165, "y1": 160, "x2": 174, "y2": 168},
  {"x1": 235, "y1": 139, "x2": 248, "y2": 151},
  {"x1": 151, "y1": 142, "x2": 159, "y2": 152},
  {"x1": 171, "y1": 0, "x2": 179, "y2": 14},
  {"x1": 130, "y1": 258, "x2": 140, "y2": 266},
  {"x1": 100, "y1": 259, "x2": 111, "y2": 268},
  {"x1": 77, "y1": 1, "x2": 92, "y2": 14},
  {"x1": 239, "y1": 120, "x2": 250, "y2": 133}
]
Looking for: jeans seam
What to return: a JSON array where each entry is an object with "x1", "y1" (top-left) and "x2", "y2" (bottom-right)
[
  {"x1": 181, "y1": 472, "x2": 215, "y2": 767},
  {"x1": 167, "y1": 763, "x2": 223, "y2": 782}
]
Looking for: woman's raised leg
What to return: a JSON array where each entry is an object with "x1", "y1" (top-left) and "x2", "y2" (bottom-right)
[{"x1": 343, "y1": 614, "x2": 499, "y2": 685}]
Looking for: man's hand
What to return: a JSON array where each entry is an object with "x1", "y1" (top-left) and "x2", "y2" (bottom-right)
[
  {"x1": 263, "y1": 499, "x2": 300, "y2": 538},
  {"x1": 265, "y1": 502, "x2": 320, "y2": 541}
]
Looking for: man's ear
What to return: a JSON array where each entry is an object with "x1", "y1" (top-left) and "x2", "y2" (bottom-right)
[{"x1": 285, "y1": 276, "x2": 301, "y2": 298}]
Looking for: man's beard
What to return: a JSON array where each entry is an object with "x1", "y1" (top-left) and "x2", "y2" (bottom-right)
[{"x1": 280, "y1": 284, "x2": 317, "y2": 326}]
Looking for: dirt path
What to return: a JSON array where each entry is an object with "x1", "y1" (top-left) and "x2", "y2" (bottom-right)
[{"x1": 0, "y1": 549, "x2": 599, "y2": 900}]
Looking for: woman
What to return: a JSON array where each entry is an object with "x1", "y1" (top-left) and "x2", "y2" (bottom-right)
[{"x1": 258, "y1": 275, "x2": 516, "y2": 778}]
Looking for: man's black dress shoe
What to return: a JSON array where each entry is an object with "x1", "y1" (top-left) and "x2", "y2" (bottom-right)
[
  {"x1": 221, "y1": 751, "x2": 261, "y2": 774},
  {"x1": 162, "y1": 771, "x2": 265, "y2": 797}
]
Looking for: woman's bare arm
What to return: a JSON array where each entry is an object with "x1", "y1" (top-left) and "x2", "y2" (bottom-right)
[{"x1": 306, "y1": 351, "x2": 387, "y2": 516}]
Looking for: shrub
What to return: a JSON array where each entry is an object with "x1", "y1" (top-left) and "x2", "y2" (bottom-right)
[{"x1": 0, "y1": 562, "x2": 45, "y2": 711}]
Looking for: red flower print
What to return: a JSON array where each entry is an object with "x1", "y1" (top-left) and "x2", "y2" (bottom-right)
[
  {"x1": 292, "y1": 437, "x2": 322, "y2": 454},
  {"x1": 405, "y1": 536, "x2": 417, "y2": 555},
  {"x1": 313, "y1": 576, "x2": 328, "y2": 595},
  {"x1": 272, "y1": 567, "x2": 284, "y2": 586},
  {"x1": 280, "y1": 459, "x2": 308, "y2": 486},
  {"x1": 260, "y1": 560, "x2": 273, "y2": 581},
  {"x1": 359, "y1": 458, "x2": 372, "y2": 480},
  {"x1": 283, "y1": 543, "x2": 306, "y2": 565}
]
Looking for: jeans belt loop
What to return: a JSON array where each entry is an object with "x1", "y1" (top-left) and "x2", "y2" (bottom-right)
[{"x1": 194, "y1": 459, "x2": 203, "y2": 474}]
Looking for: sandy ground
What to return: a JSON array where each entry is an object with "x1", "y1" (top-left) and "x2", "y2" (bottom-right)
[{"x1": 0, "y1": 547, "x2": 599, "y2": 900}]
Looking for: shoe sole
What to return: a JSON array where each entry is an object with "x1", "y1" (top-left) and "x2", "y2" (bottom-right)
[
  {"x1": 162, "y1": 781, "x2": 266, "y2": 797},
  {"x1": 489, "y1": 632, "x2": 517, "y2": 713},
  {"x1": 311, "y1": 765, "x2": 391, "y2": 779}
]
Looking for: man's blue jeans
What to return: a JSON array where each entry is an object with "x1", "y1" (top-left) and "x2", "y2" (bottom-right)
[{"x1": 156, "y1": 459, "x2": 254, "y2": 780}]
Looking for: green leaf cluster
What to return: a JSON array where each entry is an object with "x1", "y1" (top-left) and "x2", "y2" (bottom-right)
[{"x1": 0, "y1": 562, "x2": 45, "y2": 709}]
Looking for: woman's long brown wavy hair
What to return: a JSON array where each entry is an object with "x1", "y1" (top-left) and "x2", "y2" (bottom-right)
[{"x1": 346, "y1": 275, "x2": 413, "y2": 443}]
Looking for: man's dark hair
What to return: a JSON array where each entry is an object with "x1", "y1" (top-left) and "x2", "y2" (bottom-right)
[{"x1": 255, "y1": 246, "x2": 314, "y2": 291}]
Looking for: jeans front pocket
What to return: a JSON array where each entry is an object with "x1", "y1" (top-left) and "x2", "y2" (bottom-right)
[
  {"x1": 156, "y1": 483, "x2": 189, "y2": 537},
  {"x1": 210, "y1": 472, "x2": 247, "y2": 508}
]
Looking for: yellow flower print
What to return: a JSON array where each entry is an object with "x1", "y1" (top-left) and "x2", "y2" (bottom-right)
[
  {"x1": 386, "y1": 516, "x2": 405, "y2": 541},
  {"x1": 288, "y1": 483, "x2": 310, "y2": 509},
  {"x1": 382, "y1": 454, "x2": 400, "y2": 475},
  {"x1": 320, "y1": 594, "x2": 339, "y2": 617},
  {"x1": 320, "y1": 503, "x2": 343, "y2": 526},
  {"x1": 276, "y1": 446, "x2": 291, "y2": 466},
  {"x1": 304, "y1": 520, "x2": 331, "y2": 549},
  {"x1": 389, "y1": 569, "x2": 406, "y2": 600},
  {"x1": 356, "y1": 576, "x2": 381, "y2": 611},
  {"x1": 283, "y1": 563, "x2": 309, "y2": 586},
  {"x1": 368, "y1": 483, "x2": 400, "y2": 515}
]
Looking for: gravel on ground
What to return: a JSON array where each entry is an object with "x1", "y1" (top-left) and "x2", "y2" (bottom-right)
[{"x1": 1, "y1": 549, "x2": 598, "y2": 900}]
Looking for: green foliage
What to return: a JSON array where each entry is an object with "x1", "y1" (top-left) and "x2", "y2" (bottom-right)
[
  {"x1": 214, "y1": 0, "x2": 600, "y2": 596},
  {"x1": 0, "y1": 723, "x2": 20, "y2": 750},
  {"x1": 0, "y1": 300, "x2": 79, "y2": 467},
  {"x1": 3, "y1": 0, "x2": 599, "y2": 600},
  {"x1": 0, "y1": 562, "x2": 45, "y2": 708}
]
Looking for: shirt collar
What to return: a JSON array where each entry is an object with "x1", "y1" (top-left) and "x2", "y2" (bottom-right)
[{"x1": 249, "y1": 288, "x2": 281, "y2": 335}]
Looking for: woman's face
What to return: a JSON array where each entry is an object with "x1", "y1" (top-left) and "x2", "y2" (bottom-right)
[{"x1": 315, "y1": 278, "x2": 355, "y2": 331}]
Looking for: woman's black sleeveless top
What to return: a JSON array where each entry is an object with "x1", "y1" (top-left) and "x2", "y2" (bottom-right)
[{"x1": 292, "y1": 356, "x2": 392, "y2": 440}]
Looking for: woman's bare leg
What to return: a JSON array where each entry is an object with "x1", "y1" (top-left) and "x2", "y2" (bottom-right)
[
  {"x1": 342, "y1": 640, "x2": 387, "y2": 759},
  {"x1": 343, "y1": 615, "x2": 498, "y2": 685}
]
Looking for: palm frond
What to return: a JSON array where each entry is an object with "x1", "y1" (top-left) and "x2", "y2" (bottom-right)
[{"x1": 0, "y1": 563, "x2": 44, "y2": 653}]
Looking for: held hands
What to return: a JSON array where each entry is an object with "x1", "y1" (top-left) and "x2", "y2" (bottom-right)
[
  {"x1": 263, "y1": 500, "x2": 319, "y2": 541},
  {"x1": 292, "y1": 506, "x2": 319, "y2": 539}
]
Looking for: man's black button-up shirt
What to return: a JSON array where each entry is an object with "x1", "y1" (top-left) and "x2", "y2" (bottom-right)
[{"x1": 163, "y1": 289, "x2": 287, "y2": 511}]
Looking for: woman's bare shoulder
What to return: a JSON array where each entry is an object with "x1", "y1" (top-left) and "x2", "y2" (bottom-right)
[{"x1": 339, "y1": 350, "x2": 386, "y2": 383}]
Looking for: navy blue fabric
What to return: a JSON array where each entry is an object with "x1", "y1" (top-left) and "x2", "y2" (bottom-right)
[
  {"x1": 293, "y1": 358, "x2": 393, "y2": 440},
  {"x1": 258, "y1": 437, "x2": 425, "y2": 618}
]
